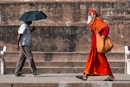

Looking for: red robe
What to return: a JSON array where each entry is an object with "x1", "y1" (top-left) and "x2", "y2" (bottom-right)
[{"x1": 83, "y1": 18, "x2": 112, "y2": 76}]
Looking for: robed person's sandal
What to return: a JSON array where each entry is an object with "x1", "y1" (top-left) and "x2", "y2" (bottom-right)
[
  {"x1": 104, "y1": 76, "x2": 115, "y2": 81},
  {"x1": 76, "y1": 74, "x2": 88, "y2": 81}
]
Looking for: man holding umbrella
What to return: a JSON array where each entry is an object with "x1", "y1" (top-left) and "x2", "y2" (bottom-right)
[
  {"x1": 14, "y1": 21, "x2": 39, "y2": 77},
  {"x1": 14, "y1": 11, "x2": 47, "y2": 77}
]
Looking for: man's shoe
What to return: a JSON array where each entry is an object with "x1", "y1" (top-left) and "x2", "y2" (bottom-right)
[
  {"x1": 32, "y1": 71, "x2": 41, "y2": 76},
  {"x1": 14, "y1": 73, "x2": 25, "y2": 77}
]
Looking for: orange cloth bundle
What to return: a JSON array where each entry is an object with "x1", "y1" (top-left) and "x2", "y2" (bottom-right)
[{"x1": 96, "y1": 31, "x2": 114, "y2": 53}]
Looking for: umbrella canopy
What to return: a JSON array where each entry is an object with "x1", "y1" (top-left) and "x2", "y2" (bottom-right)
[{"x1": 19, "y1": 11, "x2": 47, "y2": 22}]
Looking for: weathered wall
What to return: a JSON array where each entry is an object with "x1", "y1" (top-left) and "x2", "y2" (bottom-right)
[
  {"x1": 0, "y1": 26, "x2": 91, "y2": 52},
  {"x1": 0, "y1": 0, "x2": 130, "y2": 52},
  {"x1": 0, "y1": 0, "x2": 129, "y2": 26},
  {"x1": 0, "y1": 0, "x2": 124, "y2": 2}
]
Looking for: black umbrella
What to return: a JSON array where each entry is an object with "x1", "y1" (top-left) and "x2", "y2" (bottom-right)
[{"x1": 19, "y1": 11, "x2": 47, "y2": 22}]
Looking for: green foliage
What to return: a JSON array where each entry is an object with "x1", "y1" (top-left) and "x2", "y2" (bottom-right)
[{"x1": 27, "y1": 2, "x2": 35, "y2": 6}]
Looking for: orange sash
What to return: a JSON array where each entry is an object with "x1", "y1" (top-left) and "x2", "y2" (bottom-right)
[{"x1": 89, "y1": 17, "x2": 107, "y2": 32}]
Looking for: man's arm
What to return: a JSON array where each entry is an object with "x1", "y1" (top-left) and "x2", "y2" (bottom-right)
[
  {"x1": 16, "y1": 34, "x2": 22, "y2": 51},
  {"x1": 101, "y1": 26, "x2": 109, "y2": 39},
  {"x1": 17, "y1": 24, "x2": 26, "y2": 50}
]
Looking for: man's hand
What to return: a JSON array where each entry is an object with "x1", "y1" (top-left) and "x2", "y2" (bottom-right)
[
  {"x1": 16, "y1": 45, "x2": 20, "y2": 51},
  {"x1": 31, "y1": 26, "x2": 36, "y2": 32},
  {"x1": 101, "y1": 35, "x2": 105, "y2": 39}
]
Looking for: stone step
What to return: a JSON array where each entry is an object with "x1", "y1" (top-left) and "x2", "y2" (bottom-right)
[
  {"x1": 4, "y1": 52, "x2": 125, "y2": 74},
  {"x1": 1, "y1": 74, "x2": 130, "y2": 87},
  {"x1": 6, "y1": 61, "x2": 125, "y2": 67},
  {"x1": 6, "y1": 67, "x2": 124, "y2": 74},
  {"x1": 5, "y1": 52, "x2": 125, "y2": 62}
]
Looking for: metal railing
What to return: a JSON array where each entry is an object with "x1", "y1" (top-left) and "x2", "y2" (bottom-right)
[{"x1": 0, "y1": 46, "x2": 6, "y2": 75}]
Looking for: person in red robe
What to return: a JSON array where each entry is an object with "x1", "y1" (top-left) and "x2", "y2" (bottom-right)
[{"x1": 76, "y1": 8, "x2": 114, "y2": 81}]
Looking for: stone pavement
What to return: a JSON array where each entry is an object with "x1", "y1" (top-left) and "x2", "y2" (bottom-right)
[{"x1": 0, "y1": 73, "x2": 130, "y2": 87}]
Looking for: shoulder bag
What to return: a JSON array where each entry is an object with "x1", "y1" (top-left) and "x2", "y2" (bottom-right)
[{"x1": 96, "y1": 31, "x2": 114, "y2": 53}]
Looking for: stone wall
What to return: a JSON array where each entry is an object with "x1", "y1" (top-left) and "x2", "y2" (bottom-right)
[
  {"x1": 0, "y1": 0, "x2": 123, "y2": 2},
  {"x1": 0, "y1": 0, "x2": 130, "y2": 52},
  {"x1": 0, "y1": 26, "x2": 91, "y2": 52},
  {"x1": 0, "y1": 0, "x2": 129, "y2": 26}
]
